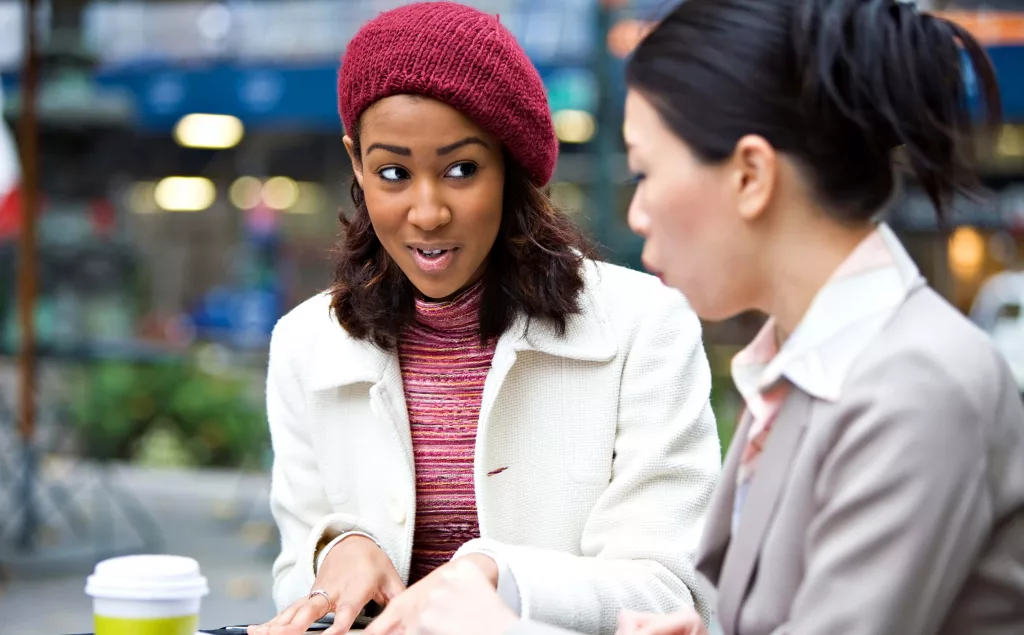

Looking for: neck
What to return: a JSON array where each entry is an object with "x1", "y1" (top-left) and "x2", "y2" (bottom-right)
[
  {"x1": 759, "y1": 217, "x2": 875, "y2": 337},
  {"x1": 412, "y1": 278, "x2": 484, "y2": 332}
]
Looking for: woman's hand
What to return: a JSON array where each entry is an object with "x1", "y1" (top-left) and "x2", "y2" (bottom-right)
[
  {"x1": 414, "y1": 558, "x2": 519, "y2": 635},
  {"x1": 616, "y1": 609, "x2": 708, "y2": 635},
  {"x1": 248, "y1": 535, "x2": 405, "y2": 635},
  {"x1": 366, "y1": 554, "x2": 505, "y2": 635}
]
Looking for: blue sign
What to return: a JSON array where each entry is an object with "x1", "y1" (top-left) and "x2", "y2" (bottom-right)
[
  {"x1": 85, "y1": 61, "x2": 598, "y2": 133},
  {"x1": 92, "y1": 62, "x2": 343, "y2": 131},
  {"x1": 3, "y1": 46, "x2": 1023, "y2": 130},
  {"x1": 189, "y1": 284, "x2": 281, "y2": 350},
  {"x1": 988, "y1": 45, "x2": 1024, "y2": 121}
]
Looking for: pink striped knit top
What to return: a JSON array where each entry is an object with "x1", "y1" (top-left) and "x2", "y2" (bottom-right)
[{"x1": 398, "y1": 281, "x2": 495, "y2": 584}]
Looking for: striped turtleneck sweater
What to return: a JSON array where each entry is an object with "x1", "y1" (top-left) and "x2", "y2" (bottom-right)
[{"x1": 398, "y1": 281, "x2": 496, "y2": 584}]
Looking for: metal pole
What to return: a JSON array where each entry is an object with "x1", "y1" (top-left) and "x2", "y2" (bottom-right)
[
  {"x1": 16, "y1": 0, "x2": 41, "y2": 550},
  {"x1": 592, "y1": 1, "x2": 617, "y2": 257}
]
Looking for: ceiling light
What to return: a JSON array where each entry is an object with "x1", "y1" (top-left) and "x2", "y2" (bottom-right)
[
  {"x1": 154, "y1": 176, "x2": 216, "y2": 212},
  {"x1": 173, "y1": 113, "x2": 244, "y2": 149}
]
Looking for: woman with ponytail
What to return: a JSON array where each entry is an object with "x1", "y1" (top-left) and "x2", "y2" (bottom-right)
[{"x1": 411, "y1": 1, "x2": 1024, "y2": 635}]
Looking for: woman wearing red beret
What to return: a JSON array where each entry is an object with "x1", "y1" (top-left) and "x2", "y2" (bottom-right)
[{"x1": 248, "y1": 3, "x2": 721, "y2": 635}]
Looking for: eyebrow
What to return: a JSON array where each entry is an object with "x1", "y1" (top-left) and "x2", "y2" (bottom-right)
[
  {"x1": 366, "y1": 143, "x2": 411, "y2": 156},
  {"x1": 364, "y1": 137, "x2": 490, "y2": 158},
  {"x1": 437, "y1": 136, "x2": 489, "y2": 156}
]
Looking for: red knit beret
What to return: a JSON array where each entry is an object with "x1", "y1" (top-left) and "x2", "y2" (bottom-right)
[{"x1": 338, "y1": 2, "x2": 558, "y2": 185}]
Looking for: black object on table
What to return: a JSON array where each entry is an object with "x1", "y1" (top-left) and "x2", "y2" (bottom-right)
[
  {"x1": 65, "y1": 620, "x2": 333, "y2": 634},
  {"x1": 61, "y1": 599, "x2": 382, "y2": 633}
]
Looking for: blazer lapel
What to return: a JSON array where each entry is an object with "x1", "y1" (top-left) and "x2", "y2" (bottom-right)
[
  {"x1": 716, "y1": 390, "x2": 811, "y2": 635},
  {"x1": 696, "y1": 408, "x2": 753, "y2": 585}
]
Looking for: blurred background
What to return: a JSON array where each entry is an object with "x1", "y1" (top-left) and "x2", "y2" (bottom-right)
[{"x1": 0, "y1": 0, "x2": 1022, "y2": 633}]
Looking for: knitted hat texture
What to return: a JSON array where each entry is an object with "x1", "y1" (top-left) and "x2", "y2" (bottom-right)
[{"x1": 338, "y1": 2, "x2": 557, "y2": 185}]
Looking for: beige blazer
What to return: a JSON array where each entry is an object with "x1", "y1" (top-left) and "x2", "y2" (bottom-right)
[
  {"x1": 696, "y1": 286, "x2": 1024, "y2": 635},
  {"x1": 509, "y1": 285, "x2": 1024, "y2": 635}
]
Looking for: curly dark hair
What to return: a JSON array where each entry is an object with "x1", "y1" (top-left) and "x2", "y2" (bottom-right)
[{"x1": 329, "y1": 129, "x2": 595, "y2": 351}]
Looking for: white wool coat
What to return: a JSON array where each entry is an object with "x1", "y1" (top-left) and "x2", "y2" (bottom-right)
[{"x1": 266, "y1": 260, "x2": 721, "y2": 634}]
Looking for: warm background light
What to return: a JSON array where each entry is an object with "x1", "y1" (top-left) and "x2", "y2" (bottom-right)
[
  {"x1": 607, "y1": 19, "x2": 651, "y2": 58},
  {"x1": 262, "y1": 176, "x2": 299, "y2": 211},
  {"x1": 550, "y1": 181, "x2": 584, "y2": 216},
  {"x1": 173, "y1": 113, "x2": 245, "y2": 149},
  {"x1": 287, "y1": 182, "x2": 327, "y2": 215},
  {"x1": 154, "y1": 176, "x2": 216, "y2": 212},
  {"x1": 126, "y1": 181, "x2": 159, "y2": 215},
  {"x1": 229, "y1": 176, "x2": 263, "y2": 209},
  {"x1": 553, "y1": 109, "x2": 596, "y2": 144},
  {"x1": 949, "y1": 226, "x2": 986, "y2": 280},
  {"x1": 996, "y1": 125, "x2": 1024, "y2": 160}
]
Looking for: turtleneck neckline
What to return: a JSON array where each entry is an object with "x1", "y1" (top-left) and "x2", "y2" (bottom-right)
[{"x1": 412, "y1": 280, "x2": 484, "y2": 332}]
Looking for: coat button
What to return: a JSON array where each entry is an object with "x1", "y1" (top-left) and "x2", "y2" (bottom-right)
[{"x1": 387, "y1": 494, "x2": 406, "y2": 525}]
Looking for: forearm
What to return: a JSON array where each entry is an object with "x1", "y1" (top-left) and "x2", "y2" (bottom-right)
[{"x1": 457, "y1": 539, "x2": 700, "y2": 634}]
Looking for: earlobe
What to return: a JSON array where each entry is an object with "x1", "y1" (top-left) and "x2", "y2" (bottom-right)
[
  {"x1": 343, "y1": 135, "x2": 365, "y2": 188},
  {"x1": 734, "y1": 135, "x2": 775, "y2": 221}
]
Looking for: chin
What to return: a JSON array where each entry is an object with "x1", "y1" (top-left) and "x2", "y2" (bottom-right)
[
  {"x1": 690, "y1": 296, "x2": 747, "y2": 323},
  {"x1": 672, "y1": 283, "x2": 729, "y2": 323},
  {"x1": 411, "y1": 279, "x2": 464, "y2": 301}
]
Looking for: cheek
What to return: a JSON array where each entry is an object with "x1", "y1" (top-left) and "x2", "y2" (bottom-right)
[
  {"x1": 641, "y1": 174, "x2": 711, "y2": 251},
  {"x1": 456, "y1": 181, "x2": 503, "y2": 245},
  {"x1": 363, "y1": 189, "x2": 405, "y2": 240},
  {"x1": 641, "y1": 171, "x2": 738, "y2": 298}
]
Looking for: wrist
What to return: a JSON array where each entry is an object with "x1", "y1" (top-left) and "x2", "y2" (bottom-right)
[
  {"x1": 457, "y1": 553, "x2": 500, "y2": 588},
  {"x1": 317, "y1": 532, "x2": 380, "y2": 574}
]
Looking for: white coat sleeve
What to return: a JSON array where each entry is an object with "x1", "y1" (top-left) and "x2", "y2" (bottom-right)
[
  {"x1": 456, "y1": 291, "x2": 721, "y2": 634},
  {"x1": 266, "y1": 317, "x2": 392, "y2": 611}
]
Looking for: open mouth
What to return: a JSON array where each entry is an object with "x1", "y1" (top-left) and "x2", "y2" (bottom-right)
[
  {"x1": 409, "y1": 246, "x2": 459, "y2": 273},
  {"x1": 415, "y1": 248, "x2": 450, "y2": 259}
]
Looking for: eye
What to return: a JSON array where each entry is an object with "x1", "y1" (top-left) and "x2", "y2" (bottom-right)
[
  {"x1": 445, "y1": 162, "x2": 478, "y2": 179},
  {"x1": 377, "y1": 166, "x2": 410, "y2": 183},
  {"x1": 629, "y1": 172, "x2": 646, "y2": 185}
]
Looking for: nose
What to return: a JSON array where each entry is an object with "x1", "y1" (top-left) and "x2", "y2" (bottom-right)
[
  {"x1": 408, "y1": 180, "x2": 452, "y2": 232},
  {"x1": 627, "y1": 198, "x2": 649, "y2": 238}
]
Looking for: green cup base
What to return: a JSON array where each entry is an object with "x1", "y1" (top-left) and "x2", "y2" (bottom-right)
[{"x1": 95, "y1": 613, "x2": 198, "y2": 635}]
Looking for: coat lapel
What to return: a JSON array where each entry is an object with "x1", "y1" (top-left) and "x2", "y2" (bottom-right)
[
  {"x1": 368, "y1": 354, "x2": 413, "y2": 474},
  {"x1": 478, "y1": 261, "x2": 619, "y2": 434},
  {"x1": 716, "y1": 390, "x2": 811, "y2": 635},
  {"x1": 304, "y1": 260, "x2": 622, "y2": 482},
  {"x1": 305, "y1": 307, "x2": 414, "y2": 474}
]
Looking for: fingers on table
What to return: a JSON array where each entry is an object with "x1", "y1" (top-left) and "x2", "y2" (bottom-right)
[
  {"x1": 247, "y1": 596, "x2": 332, "y2": 635},
  {"x1": 327, "y1": 576, "x2": 382, "y2": 634},
  {"x1": 323, "y1": 603, "x2": 361, "y2": 635}
]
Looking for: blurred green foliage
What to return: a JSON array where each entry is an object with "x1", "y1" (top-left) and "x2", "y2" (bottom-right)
[
  {"x1": 710, "y1": 372, "x2": 740, "y2": 461},
  {"x1": 67, "y1": 358, "x2": 267, "y2": 469}
]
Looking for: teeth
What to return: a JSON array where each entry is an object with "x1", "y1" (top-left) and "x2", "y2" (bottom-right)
[{"x1": 418, "y1": 249, "x2": 445, "y2": 256}]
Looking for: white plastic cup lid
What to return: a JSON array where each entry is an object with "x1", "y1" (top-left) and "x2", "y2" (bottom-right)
[{"x1": 86, "y1": 554, "x2": 210, "y2": 601}]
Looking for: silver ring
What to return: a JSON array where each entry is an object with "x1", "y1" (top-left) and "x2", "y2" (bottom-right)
[{"x1": 308, "y1": 588, "x2": 333, "y2": 616}]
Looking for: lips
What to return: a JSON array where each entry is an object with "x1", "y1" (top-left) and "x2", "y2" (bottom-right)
[{"x1": 408, "y1": 245, "x2": 459, "y2": 274}]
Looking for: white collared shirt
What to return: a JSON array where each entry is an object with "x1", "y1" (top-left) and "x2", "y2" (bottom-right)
[
  {"x1": 734, "y1": 223, "x2": 923, "y2": 405},
  {"x1": 730, "y1": 223, "x2": 925, "y2": 532}
]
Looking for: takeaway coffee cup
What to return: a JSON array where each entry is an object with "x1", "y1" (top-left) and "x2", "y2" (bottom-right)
[{"x1": 86, "y1": 554, "x2": 209, "y2": 635}]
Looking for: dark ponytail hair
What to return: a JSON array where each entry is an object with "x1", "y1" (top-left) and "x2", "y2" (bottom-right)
[{"x1": 627, "y1": 0, "x2": 1002, "y2": 222}]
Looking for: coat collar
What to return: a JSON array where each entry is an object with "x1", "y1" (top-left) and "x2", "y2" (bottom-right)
[{"x1": 306, "y1": 262, "x2": 618, "y2": 391}]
